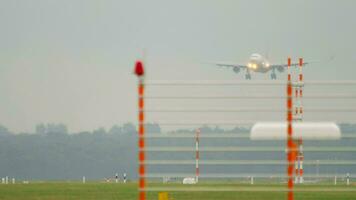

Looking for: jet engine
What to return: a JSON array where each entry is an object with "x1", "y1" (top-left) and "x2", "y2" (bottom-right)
[
  {"x1": 277, "y1": 66, "x2": 284, "y2": 72},
  {"x1": 233, "y1": 66, "x2": 240, "y2": 73}
]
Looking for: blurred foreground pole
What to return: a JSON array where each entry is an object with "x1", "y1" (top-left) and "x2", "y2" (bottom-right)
[{"x1": 286, "y1": 57, "x2": 295, "y2": 200}]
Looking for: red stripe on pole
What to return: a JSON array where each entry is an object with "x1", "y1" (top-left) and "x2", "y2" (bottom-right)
[
  {"x1": 139, "y1": 191, "x2": 145, "y2": 200},
  {"x1": 139, "y1": 151, "x2": 145, "y2": 162},
  {"x1": 287, "y1": 124, "x2": 292, "y2": 135},
  {"x1": 139, "y1": 126, "x2": 144, "y2": 135},
  {"x1": 287, "y1": 86, "x2": 292, "y2": 96},
  {"x1": 139, "y1": 98, "x2": 144, "y2": 109},
  {"x1": 287, "y1": 141, "x2": 294, "y2": 150},
  {"x1": 288, "y1": 177, "x2": 293, "y2": 187},
  {"x1": 299, "y1": 58, "x2": 303, "y2": 67},
  {"x1": 288, "y1": 169, "x2": 294, "y2": 181},
  {"x1": 287, "y1": 113, "x2": 293, "y2": 121},
  {"x1": 288, "y1": 58, "x2": 291, "y2": 67},
  {"x1": 288, "y1": 191, "x2": 294, "y2": 200},
  {"x1": 139, "y1": 178, "x2": 145, "y2": 188},
  {"x1": 138, "y1": 85, "x2": 144, "y2": 96},
  {"x1": 287, "y1": 98, "x2": 292, "y2": 109},
  {"x1": 139, "y1": 165, "x2": 145, "y2": 176},
  {"x1": 139, "y1": 112, "x2": 144, "y2": 121},
  {"x1": 139, "y1": 138, "x2": 145, "y2": 149}
]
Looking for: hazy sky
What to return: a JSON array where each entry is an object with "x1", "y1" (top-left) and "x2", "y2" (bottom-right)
[{"x1": 1, "y1": 0, "x2": 356, "y2": 133}]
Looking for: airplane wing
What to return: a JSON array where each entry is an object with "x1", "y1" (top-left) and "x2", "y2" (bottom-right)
[{"x1": 213, "y1": 62, "x2": 247, "y2": 69}]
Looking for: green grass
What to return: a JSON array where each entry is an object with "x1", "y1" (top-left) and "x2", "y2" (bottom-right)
[{"x1": 0, "y1": 182, "x2": 355, "y2": 200}]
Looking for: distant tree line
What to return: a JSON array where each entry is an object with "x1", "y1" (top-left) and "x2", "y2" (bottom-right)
[{"x1": 0, "y1": 123, "x2": 355, "y2": 180}]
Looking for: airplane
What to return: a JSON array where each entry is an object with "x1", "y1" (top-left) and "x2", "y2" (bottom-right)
[{"x1": 213, "y1": 53, "x2": 312, "y2": 80}]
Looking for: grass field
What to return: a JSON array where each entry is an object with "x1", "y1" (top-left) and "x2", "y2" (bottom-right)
[{"x1": 0, "y1": 182, "x2": 355, "y2": 200}]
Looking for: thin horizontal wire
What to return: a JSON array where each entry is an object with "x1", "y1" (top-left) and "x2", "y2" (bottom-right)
[
  {"x1": 144, "y1": 173, "x2": 354, "y2": 178},
  {"x1": 142, "y1": 187, "x2": 356, "y2": 192},
  {"x1": 298, "y1": 94, "x2": 356, "y2": 99},
  {"x1": 144, "y1": 134, "x2": 356, "y2": 139},
  {"x1": 306, "y1": 80, "x2": 356, "y2": 85},
  {"x1": 145, "y1": 80, "x2": 356, "y2": 86},
  {"x1": 146, "y1": 108, "x2": 284, "y2": 113},
  {"x1": 142, "y1": 147, "x2": 356, "y2": 152},
  {"x1": 144, "y1": 121, "x2": 257, "y2": 126},
  {"x1": 145, "y1": 80, "x2": 285, "y2": 86},
  {"x1": 145, "y1": 108, "x2": 356, "y2": 113},
  {"x1": 144, "y1": 134, "x2": 250, "y2": 138},
  {"x1": 145, "y1": 94, "x2": 356, "y2": 100},
  {"x1": 306, "y1": 108, "x2": 356, "y2": 112},
  {"x1": 141, "y1": 160, "x2": 356, "y2": 165},
  {"x1": 144, "y1": 121, "x2": 356, "y2": 126},
  {"x1": 146, "y1": 95, "x2": 285, "y2": 99}
]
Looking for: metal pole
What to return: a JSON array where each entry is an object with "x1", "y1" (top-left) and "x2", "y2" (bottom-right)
[{"x1": 135, "y1": 60, "x2": 145, "y2": 200}]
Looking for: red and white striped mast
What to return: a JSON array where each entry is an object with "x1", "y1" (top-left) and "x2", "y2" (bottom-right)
[
  {"x1": 297, "y1": 58, "x2": 304, "y2": 184},
  {"x1": 135, "y1": 60, "x2": 146, "y2": 200},
  {"x1": 286, "y1": 57, "x2": 295, "y2": 200},
  {"x1": 195, "y1": 128, "x2": 200, "y2": 183},
  {"x1": 293, "y1": 58, "x2": 304, "y2": 184}
]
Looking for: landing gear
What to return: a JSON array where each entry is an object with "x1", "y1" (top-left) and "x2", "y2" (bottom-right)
[
  {"x1": 270, "y1": 73, "x2": 277, "y2": 80},
  {"x1": 245, "y1": 73, "x2": 251, "y2": 80}
]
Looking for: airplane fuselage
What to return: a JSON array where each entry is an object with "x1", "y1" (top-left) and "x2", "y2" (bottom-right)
[{"x1": 247, "y1": 53, "x2": 271, "y2": 73}]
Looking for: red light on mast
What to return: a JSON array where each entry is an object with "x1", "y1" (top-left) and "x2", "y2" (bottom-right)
[{"x1": 135, "y1": 60, "x2": 144, "y2": 76}]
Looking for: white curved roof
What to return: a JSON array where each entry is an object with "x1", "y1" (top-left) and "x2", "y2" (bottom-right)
[{"x1": 250, "y1": 122, "x2": 341, "y2": 140}]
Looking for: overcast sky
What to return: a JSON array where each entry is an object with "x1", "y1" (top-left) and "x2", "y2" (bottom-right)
[{"x1": 1, "y1": 0, "x2": 355, "y2": 133}]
